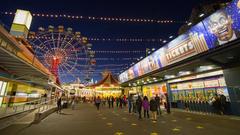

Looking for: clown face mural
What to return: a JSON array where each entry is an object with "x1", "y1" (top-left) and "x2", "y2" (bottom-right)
[{"x1": 208, "y1": 10, "x2": 237, "y2": 45}]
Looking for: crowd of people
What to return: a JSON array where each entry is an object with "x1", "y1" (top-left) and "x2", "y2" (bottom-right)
[
  {"x1": 209, "y1": 94, "x2": 227, "y2": 115},
  {"x1": 56, "y1": 93, "x2": 227, "y2": 117},
  {"x1": 57, "y1": 95, "x2": 80, "y2": 113},
  {"x1": 93, "y1": 94, "x2": 169, "y2": 121}
]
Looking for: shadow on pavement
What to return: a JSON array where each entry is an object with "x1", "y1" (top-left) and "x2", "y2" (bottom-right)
[{"x1": 59, "y1": 113, "x2": 72, "y2": 115}]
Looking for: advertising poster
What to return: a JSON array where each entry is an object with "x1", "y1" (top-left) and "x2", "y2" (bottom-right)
[
  {"x1": 133, "y1": 64, "x2": 139, "y2": 77},
  {"x1": 158, "y1": 28, "x2": 210, "y2": 67},
  {"x1": 119, "y1": 0, "x2": 240, "y2": 83},
  {"x1": 147, "y1": 55, "x2": 159, "y2": 71},
  {"x1": 135, "y1": 62, "x2": 144, "y2": 76},
  {"x1": 127, "y1": 67, "x2": 135, "y2": 80},
  {"x1": 150, "y1": 49, "x2": 162, "y2": 69},
  {"x1": 203, "y1": 0, "x2": 240, "y2": 46},
  {"x1": 140, "y1": 58, "x2": 151, "y2": 74},
  {"x1": 119, "y1": 71, "x2": 128, "y2": 83},
  {"x1": 192, "y1": 80, "x2": 205, "y2": 89},
  {"x1": 204, "y1": 78, "x2": 219, "y2": 88}
]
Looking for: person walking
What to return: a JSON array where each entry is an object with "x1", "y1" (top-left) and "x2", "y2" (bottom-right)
[
  {"x1": 128, "y1": 95, "x2": 133, "y2": 113},
  {"x1": 123, "y1": 95, "x2": 127, "y2": 107},
  {"x1": 165, "y1": 93, "x2": 171, "y2": 114},
  {"x1": 43, "y1": 93, "x2": 47, "y2": 104},
  {"x1": 71, "y1": 97, "x2": 76, "y2": 110},
  {"x1": 132, "y1": 96, "x2": 137, "y2": 113},
  {"x1": 57, "y1": 96, "x2": 62, "y2": 113},
  {"x1": 150, "y1": 97, "x2": 158, "y2": 121},
  {"x1": 136, "y1": 96, "x2": 143, "y2": 120},
  {"x1": 95, "y1": 96, "x2": 101, "y2": 110},
  {"x1": 213, "y1": 94, "x2": 221, "y2": 114},
  {"x1": 116, "y1": 97, "x2": 119, "y2": 108},
  {"x1": 111, "y1": 96, "x2": 114, "y2": 108},
  {"x1": 102, "y1": 97, "x2": 106, "y2": 107},
  {"x1": 142, "y1": 96, "x2": 150, "y2": 118},
  {"x1": 220, "y1": 94, "x2": 227, "y2": 115},
  {"x1": 107, "y1": 97, "x2": 111, "y2": 108},
  {"x1": 155, "y1": 94, "x2": 161, "y2": 115},
  {"x1": 119, "y1": 97, "x2": 123, "y2": 109}
]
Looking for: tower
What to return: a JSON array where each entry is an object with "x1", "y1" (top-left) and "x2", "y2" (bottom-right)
[{"x1": 10, "y1": 9, "x2": 32, "y2": 38}]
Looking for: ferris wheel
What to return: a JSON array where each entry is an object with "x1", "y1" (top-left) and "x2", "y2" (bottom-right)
[{"x1": 28, "y1": 25, "x2": 96, "y2": 84}]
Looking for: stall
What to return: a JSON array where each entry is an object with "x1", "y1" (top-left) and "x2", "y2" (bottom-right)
[
  {"x1": 89, "y1": 72, "x2": 121, "y2": 98},
  {"x1": 169, "y1": 70, "x2": 230, "y2": 112}
]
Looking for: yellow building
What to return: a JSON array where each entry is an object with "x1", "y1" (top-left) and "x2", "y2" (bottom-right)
[{"x1": 0, "y1": 14, "x2": 57, "y2": 106}]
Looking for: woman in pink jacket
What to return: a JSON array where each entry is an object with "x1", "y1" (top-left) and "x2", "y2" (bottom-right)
[{"x1": 142, "y1": 96, "x2": 150, "y2": 118}]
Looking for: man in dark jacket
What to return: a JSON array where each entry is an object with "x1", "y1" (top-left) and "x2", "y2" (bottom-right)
[
  {"x1": 136, "y1": 96, "x2": 142, "y2": 119},
  {"x1": 155, "y1": 94, "x2": 161, "y2": 115},
  {"x1": 220, "y1": 94, "x2": 227, "y2": 115},
  {"x1": 150, "y1": 98, "x2": 157, "y2": 121},
  {"x1": 57, "y1": 97, "x2": 62, "y2": 114},
  {"x1": 111, "y1": 96, "x2": 114, "y2": 108}
]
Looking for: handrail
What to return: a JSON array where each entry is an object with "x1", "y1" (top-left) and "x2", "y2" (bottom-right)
[
  {"x1": 0, "y1": 96, "x2": 50, "y2": 106},
  {"x1": 37, "y1": 98, "x2": 57, "y2": 113},
  {"x1": 0, "y1": 97, "x2": 56, "y2": 118}
]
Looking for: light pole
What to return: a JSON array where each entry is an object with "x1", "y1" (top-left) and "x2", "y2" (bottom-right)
[{"x1": 146, "y1": 48, "x2": 150, "y2": 57}]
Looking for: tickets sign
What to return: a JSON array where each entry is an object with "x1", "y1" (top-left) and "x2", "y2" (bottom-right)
[{"x1": 119, "y1": 0, "x2": 240, "y2": 83}]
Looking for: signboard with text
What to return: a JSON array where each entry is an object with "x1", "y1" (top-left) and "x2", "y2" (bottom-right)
[{"x1": 119, "y1": 0, "x2": 240, "y2": 83}]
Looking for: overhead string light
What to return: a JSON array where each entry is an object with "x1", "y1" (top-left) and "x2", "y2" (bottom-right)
[
  {"x1": 27, "y1": 35, "x2": 165, "y2": 43},
  {"x1": 94, "y1": 50, "x2": 144, "y2": 54},
  {"x1": 2, "y1": 11, "x2": 185, "y2": 24},
  {"x1": 37, "y1": 56, "x2": 139, "y2": 60}
]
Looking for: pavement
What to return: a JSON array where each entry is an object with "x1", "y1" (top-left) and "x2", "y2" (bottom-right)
[{"x1": 0, "y1": 103, "x2": 239, "y2": 135}]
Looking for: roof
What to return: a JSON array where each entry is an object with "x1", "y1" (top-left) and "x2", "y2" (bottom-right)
[
  {"x1": 89, "y1": 72, "x2": 119, "y2": 88},
  {"x1": 0, "y1": 25, "x2": 55, "y2": 86}
]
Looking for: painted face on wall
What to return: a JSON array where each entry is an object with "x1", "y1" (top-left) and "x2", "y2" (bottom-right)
[{"x1": 208, "y1": 11, "x2": 233, "y2": 41}]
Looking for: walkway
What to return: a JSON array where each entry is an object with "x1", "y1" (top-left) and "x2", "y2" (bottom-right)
[{"x1": 0, "y1": 103, "x2": 239, "y2": 135}]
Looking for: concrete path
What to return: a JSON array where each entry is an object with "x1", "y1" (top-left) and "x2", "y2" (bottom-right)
[{"x1": 0, "y1": 103, "x2": 239, "y2": 135}]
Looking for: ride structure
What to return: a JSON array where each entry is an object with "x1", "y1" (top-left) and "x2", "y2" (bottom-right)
[{"x1": 28, "y1": 26, "x2": 96, "y2": 84}]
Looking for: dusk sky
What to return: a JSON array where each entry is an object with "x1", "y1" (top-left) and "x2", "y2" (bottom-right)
[{"x1": 0, "y1": 0, "x2": 206, "y2": 83}]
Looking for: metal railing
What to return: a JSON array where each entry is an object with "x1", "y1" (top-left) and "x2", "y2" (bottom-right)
[
  {"x1": 0, "y1": 97, "x2": 56, "y2": 118},
  {"x1": 37, "y1": 98, "x2": 57, "y2": 113}
]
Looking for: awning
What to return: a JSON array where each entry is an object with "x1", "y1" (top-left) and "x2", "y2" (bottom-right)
[
  {"x1": 0, "y1": 47, "x2": 49, "y2": 83},
  {"x1": 48, "y1": 82, "x2": 63, "y2": 91},
  {"x1": 0, "y1": 25, "x2": 50, "y2": 85}
]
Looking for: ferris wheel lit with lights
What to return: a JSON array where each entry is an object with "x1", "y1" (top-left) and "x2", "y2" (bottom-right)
[{"x1": 28, "y1": 25, "x2": 96, "y2": 83}]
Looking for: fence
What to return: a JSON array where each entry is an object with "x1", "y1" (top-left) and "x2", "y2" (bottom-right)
[{"x1": 0, "y1": 97, "x2": 56, "y2": 118}]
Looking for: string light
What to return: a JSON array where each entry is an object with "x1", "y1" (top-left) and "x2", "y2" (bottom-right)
[
  {"x1": 37, "y1": 56, "x2": 139, "y2": 60},
  {"x1": 27, "y1": 35, "x2": 165, "y2": 43},
  {"x1": 1, "y1": 11, "x2": 185, "y2": 24},
  {"x1": 94, "y1": 50, "x2": 144, "y2": 54}
]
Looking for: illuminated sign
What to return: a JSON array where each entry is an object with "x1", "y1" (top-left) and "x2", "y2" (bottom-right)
[
  {"x1": 119, "y1": 0, "x2": 240, "y2": 83},
  {"x1": 166, "y1": 40, "x2": 195, "y2": 62},
  {"x1": 13, "y1": 9, "x2": 32, "y2": 29}
]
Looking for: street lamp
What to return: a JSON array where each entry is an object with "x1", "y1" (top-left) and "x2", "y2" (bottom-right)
[
  {"x1": 187, "y1": 22, "x2": 192, "y2": 26},
  {"x1": 146, "y1": 48, "x2": 150, "y2": 56},
  {"x1": 199, "y1": 13, "x2": 205, "y2": 18}
]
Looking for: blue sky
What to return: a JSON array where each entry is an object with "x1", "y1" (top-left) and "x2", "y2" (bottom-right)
[{"x1": 0, "y1": 0, "x2": 206, "y2": 83}]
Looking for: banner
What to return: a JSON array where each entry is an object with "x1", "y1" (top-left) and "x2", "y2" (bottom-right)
[{"x1": 119, "y1": 0, "x2": 240, "y2": 83}]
